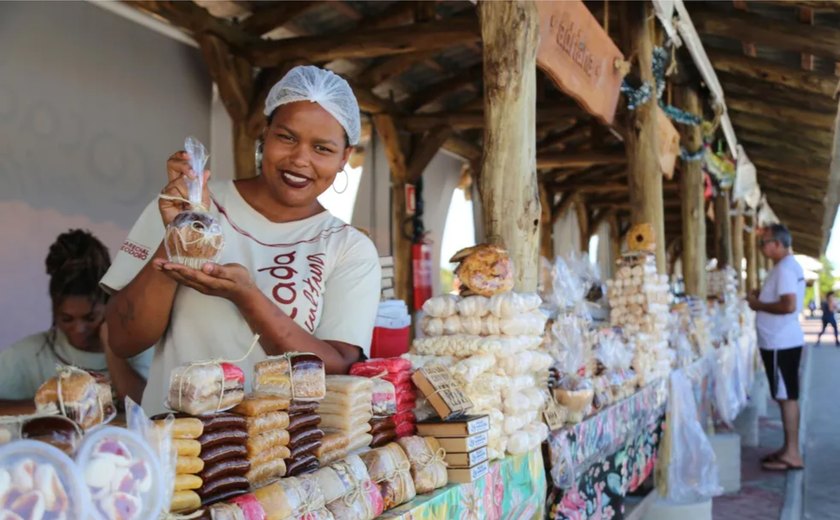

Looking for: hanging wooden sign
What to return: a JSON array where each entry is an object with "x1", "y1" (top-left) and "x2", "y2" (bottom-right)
[
  {"x1": 535, "y1": 0, "x2": 625, "y2": 125},
  {"x1": 656, "y1": 106, "x2": 681, "y2": 180}
]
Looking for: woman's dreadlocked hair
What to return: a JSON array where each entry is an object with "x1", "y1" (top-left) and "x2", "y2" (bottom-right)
[{"x1": 45, "y1": 229, "x2": 111, "y2": 307}]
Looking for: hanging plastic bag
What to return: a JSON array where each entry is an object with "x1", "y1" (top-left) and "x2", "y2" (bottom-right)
[
  {"x1": 664, "y1": 370, "x2": 722, "y2": 504},
  {"x1": 164, "y1": 136, "x2": 224, "y2": 268},
  {"x1": 713, "y1": 347, "x2": 741, "y2": 426}
]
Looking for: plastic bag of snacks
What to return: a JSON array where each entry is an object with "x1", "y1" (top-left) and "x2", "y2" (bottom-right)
[{"x1": 164, "y1": 136, "x2": 224, "y2": 268}]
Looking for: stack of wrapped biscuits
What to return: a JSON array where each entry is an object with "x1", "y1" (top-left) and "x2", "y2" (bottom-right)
[
  {"x1": 231, "y1": 394, "x2": 291, "y2": 485},
  {"x1": 369, "y1": 377, "x2": 398, "y2": 448},
  {"x1": 254, "y1": 353, "x2": 327, "y2": 477}
]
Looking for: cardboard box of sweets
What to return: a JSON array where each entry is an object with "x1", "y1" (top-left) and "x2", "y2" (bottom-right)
[
  {"x1": 416, "y1": 415, "x2": 489, "y2": 438},
  {"x1": 444, "y1": 446, "x2": 488, "y2": 468}
]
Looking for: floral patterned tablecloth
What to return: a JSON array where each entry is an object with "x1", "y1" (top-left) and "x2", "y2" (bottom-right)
[
  {"x1": 377, "y1": 448, "x2": 546, "y2": 520},
  {"x1": 546, "y1": 356, "x2": 717, "y2": 519}
]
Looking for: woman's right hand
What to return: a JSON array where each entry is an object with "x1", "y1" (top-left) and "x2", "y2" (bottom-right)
[{"x1": 159, "y1": 151, "x2": 212, "y2": 226}]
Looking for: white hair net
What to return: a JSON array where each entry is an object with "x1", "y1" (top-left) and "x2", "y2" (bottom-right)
[{"x1": 263, "y1": 65, "x2": 361, "y2": 146}]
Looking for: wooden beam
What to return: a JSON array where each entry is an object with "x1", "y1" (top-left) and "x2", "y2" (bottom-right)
[
  {"x1": 691, "y1": 4, "x2": 840, "y2": 62},
  {"x1": 360, "y1": 1, "x2": 417, "y2": 29},
  {"x1": 537, "y1": 151, "x2": 626, "y2": 170},
  {"x1": 714, "y1": 190, "x2": 734, "y2": 267},
  {"x1": 404, "y1": 65, "x2": 482, "y2": 112},
  {"x1": 539, "y1": 184, "x2": 554, "y2": 259},
  {"x1": 239, "y1": 2, "x2": 320, "y2": 36},
  {"x1": 372, "y1": 114, "x2": 413, "y2": 308},
  {"x1": 245, "y1": 18, "x2": 480, "y2": 67},
  {"x1": 355, "y1": 50, "x2": 443, "y2": 88},
  {"x1": 197, "y1": 33, "x2": 252, "y2": 122},
  {"x1": 740, "y1": 136, "x2": 831, "y2": 165},
  {"x1": 406, "y1": 126, "x2": 454, "y2": 183},
  {"x1": 128, "y1": 1, "x2": 256, "y2": 48},
  {"x1": 575, "y1": 200, "x2": 590, "y2": 251},
  {"x1": 727, "y1": 97, "x2": 835, "y2": 130},
  {"x1": 718, "y1": 71, "x2": 838, "y2": 113},
  {"x1": 479, "y1": 0, "x2": 541, "y2": 291},
  {"x1": 733, "y1": 128, "x2": 831, "y2": 156},
  {"x1": 706, "y1": 49, "x2": 838, "y2": 97},
  {"x1": 745, "y1": 212, "x2": 758, "y2": 292},
  {"x1": 799, "y1": 7, "x2": 816, "y2": 71},
  {"x1": 751, "y1": 153, "x2": 830, "y2": 181},
  {"x1": 398, "y1": 105, "x2": 579, "y2": 132},
  {"x1": 620, "y1": 1, "x2": 666, "y2": 273},
  {"x1": 732, "y1": 200, "x2": 745, "y2": 294},
  {"x1": 442, "y1": 136, "x2": 481, "y2": 165}
]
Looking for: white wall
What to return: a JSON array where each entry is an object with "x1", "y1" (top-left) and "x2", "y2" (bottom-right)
[
  {"x1": 553, "y1": 203, "x2": 583, "y2": 259},
  {"x1": 0, "y1": 2, "x2": 210, "y2": 348}
]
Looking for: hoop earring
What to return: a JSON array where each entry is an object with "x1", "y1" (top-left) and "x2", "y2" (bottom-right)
[
  {"x1": 333, "y1": 168, "x2": 349, "y2": 194},
  {"x1": 255, "y1": 140, "x2": 264, "y2": 176}
]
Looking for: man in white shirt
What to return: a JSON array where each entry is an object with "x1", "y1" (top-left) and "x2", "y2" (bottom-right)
[{"x1": 747, "y1": 223, "x2": 805, "y2": 471}]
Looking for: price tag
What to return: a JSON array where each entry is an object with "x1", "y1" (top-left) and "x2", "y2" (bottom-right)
[{"x1": 543, "y1": 397, "x2": 567, "y2": 431}]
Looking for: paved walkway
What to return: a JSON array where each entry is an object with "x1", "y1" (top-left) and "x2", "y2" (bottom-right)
[
  {"x1": 713, "y1": 317, "x2": 826, "y2": 520},
  {"x1": 802, "y1": 317, "x2": 840, "y2": 519},
  {"x1": 711, "y1": 397, "x2": 786, "y2": 520}
]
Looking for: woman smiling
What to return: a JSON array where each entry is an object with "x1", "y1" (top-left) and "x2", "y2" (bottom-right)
[{"x1": 101, "y1": 66, "x2": 381, "y2": 415}]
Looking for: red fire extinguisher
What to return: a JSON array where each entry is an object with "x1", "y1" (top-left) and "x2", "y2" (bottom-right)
[{"x1": 412, "y1": 236, "x2": 433, "y2": 311}]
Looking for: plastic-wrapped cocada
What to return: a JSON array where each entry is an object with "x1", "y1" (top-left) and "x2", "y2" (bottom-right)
[
  {"x1": 359, "y1": 443, "x2": 416, "y2": 509},
  {"x1": 167, "y1": 362, "x2": 246, "y2": 415},
  {"x1": 396, "y1": 436, "x2": 447, "y2": 494},
  {"x1": 456, "y1": 295, "x2": 490, "y2": 317},
  {"x1": 164, "y1": 137, "x2": 224, "y2": 269},
  {"x1": 254, "y1": 353, "x2": 326, "y2": 401},
  {"x1": 34, "y1": 366, "x2": 116, "y2": 430}
]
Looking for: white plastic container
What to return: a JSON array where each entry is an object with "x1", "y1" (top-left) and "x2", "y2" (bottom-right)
[
  {"x1": 0, "y1": 439, "x2": 92, "y2": 519},
  {"x1": 76, "y1": 426, "x2": 165, "y2": 520}
]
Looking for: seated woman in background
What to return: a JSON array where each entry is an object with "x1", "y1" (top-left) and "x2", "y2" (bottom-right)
[{"x1": 0, "y1": 229, "x2": 153, "y2": 414}]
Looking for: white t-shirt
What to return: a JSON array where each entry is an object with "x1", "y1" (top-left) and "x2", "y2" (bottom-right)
[
  {"x1": 756, "y1": 254, "x2": 805, "y2": 350},
  {"x1": 0, "y1": 329, "x2": 153, "y2": 400},
  {"x1": 101, "y1": 181, "x2": 381, "y2": 415}
]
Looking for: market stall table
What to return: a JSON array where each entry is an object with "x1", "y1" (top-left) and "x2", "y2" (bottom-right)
[
  {"x1": 546, "y1": 380, "x2": 668, "y2": 519},
  {"x1": 378, "y1": 448, "x2": 546, "y2": 520}
]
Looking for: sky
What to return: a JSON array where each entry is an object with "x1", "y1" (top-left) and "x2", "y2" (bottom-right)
[{"x1": 824, "y1": 211, "x2": 840, "y2": 273}]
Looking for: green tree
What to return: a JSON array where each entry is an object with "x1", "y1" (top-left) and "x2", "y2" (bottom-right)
[
  {"x1": 805, "y1": 256, "x2": 837, "y2": 307},
  {"x1": 440, "y1": 268, "x2": 455, "y2": 293}
]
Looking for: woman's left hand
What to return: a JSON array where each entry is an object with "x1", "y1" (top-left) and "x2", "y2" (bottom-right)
[{"x1": 153, "y1": 260, "x2": 258, "y2": 306}]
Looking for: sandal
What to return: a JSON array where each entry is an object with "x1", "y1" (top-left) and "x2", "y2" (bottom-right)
[
  {"x1": 760, "y1": 452, "x2": 781, "y2": 464},
  {"x1": 762, "y1": 458, "x2": 804, "y2": 471}
]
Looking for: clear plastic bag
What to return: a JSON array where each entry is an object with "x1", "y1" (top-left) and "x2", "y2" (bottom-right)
[
  {"x1": 164, "y1": 136, "x2": 224, "y2": 268},
  {"x1": 34, "y1": 366, "x2": 116, "y2": 430},
  {"x1": 664, "y1": 370, "x2": 722, "y2": 504}
]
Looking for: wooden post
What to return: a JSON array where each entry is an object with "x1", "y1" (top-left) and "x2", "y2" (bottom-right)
[
  {"x1": 675, "y1": 86, "x2": 707, "y2": 299},
  {"x1": 539, "y1": 184, "x2": 554, "y2": 260},
  {"x1": 575, "y1": 201, "x2": 590, "y2": 254},
  {"x1": 620, "y1": 2, "x2": 666, "y2": 273},
  {"x1": 372, "y1": 114, "x2": 413, "y2": 309},
  {"x1": 732, "y1": 199, "x2": 745, "y2": 295},
  {"x1": 714, "y1": 189, "x2": 734, "y2": 267},
  {"x1": 745, "y1": 211, "x2": 758, "y2": 293},
  {"x1": 479, "y1": 0, "x2": 541, "y2": 291}
]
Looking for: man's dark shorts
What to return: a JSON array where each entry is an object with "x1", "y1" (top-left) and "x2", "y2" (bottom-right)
[{"x1": 760, "y1": 346, "x2": 803, "y2": 401}]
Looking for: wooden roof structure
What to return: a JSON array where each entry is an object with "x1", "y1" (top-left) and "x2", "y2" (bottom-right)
[{"x1": 128, "y1": 0, "x2": 839, "y2": 259}]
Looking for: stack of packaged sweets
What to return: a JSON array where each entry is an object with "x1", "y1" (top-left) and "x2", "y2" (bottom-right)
[
  {"x1": 231, "y1": 394, "x2": 291, "y2": 485},
  {"x1": 350, "y1": 358, "x2": 417, "y2": 437},
  {"x1": 319, "y1": 375, "x2": 374, "y2": 456},
  {"x1": 254, "y1": 353, "x2": 326, "y2": 477}
]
